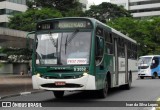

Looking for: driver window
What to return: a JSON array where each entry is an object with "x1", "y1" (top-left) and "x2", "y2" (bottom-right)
[
  {"x1": 95, "y1": 27, "x2": 104, "y2": 65},
  {"x1": 151, "y1": 57, "x2": 159, "y2": 69}
]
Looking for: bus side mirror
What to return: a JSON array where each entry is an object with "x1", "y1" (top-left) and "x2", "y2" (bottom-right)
[{"x1": 26, "y1": 31, "x2": 35, "y2": 49}]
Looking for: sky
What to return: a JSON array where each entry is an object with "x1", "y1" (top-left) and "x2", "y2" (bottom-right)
[{"x1": 88, "y1": 0, "x2": 110, "y2": 5}]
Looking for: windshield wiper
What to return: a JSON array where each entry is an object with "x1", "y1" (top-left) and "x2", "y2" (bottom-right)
[
  {"x1": 65, "y1": 29, "x2": 79, "y2": 46},
  {"x1": 65, "y1": 35, "x2": 68, "y2": 54},
  {"x1": 49, "y1": 33, "x2": 57, "y2": 47}
]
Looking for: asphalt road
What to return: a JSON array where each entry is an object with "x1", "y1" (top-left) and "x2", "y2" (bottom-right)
[{"x1": 1, "y1": 73, "x2": 160, "y2": 110}]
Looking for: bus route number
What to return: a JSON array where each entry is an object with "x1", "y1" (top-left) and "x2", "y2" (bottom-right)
[{"x1": 74, "y1": 67, "x2": 86, "y2": 72}]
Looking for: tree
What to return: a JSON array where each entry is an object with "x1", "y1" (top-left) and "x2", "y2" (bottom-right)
[
  {"x1": 108, "y1": 17, "x2": 160, "y2": 56},
  {"x1": 26, "y1": 0, "x2": 83, "y2": 16},
  {"x1": 8, "y1": 8, "x2": 62, "y2": 31},
  {"x1": 83, "y1": 2, "x2": 132, "y2": 23},
  {"x1": 0, "y1": 47, "x2": 32, "y2": 62}
]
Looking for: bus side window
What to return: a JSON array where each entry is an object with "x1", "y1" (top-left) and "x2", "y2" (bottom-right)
[
  {"x1": 96, "y1": 36, "x2": 104, "y2": 55},
  {"x1": 95, "y1": 27, "x2": 104, "y2": 65},
  {"x1": 105, "y1": 32, "x2": 113, "y2": 54},
  {"x1": 151, "y1": 57, "x2": 159, "y2": 69}
]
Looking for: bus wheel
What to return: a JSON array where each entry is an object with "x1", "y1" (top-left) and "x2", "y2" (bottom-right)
[
  {"x1": 53, "y1": 91, "x2": 64, "y2": 99},
  {"x1": 140, "y1": 76, "x2": 144, "y2": 79},
  {"x1": 98, "y1": 79, "x2": 108, "y2": 98},
  {"x1": 152, "y1": 72, "x2": 158, "y2": 79}
]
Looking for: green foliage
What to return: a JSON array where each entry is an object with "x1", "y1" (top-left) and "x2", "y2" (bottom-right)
[
  {"x1": 83, "y1": 2, "x2": 132, "y2": 23},
  {"x1": 8, "y1": 8, "x2": 62, "y2": 31},
  {"x1": 64, "y1": 9, "x2": 84, "y2": 17},
  {"x1": 26, "y1": 0, "x2": 82, "y2": 16},
  {"x1": 0, "y1": 48, "x2": 32, "y2": 62},
  {"x1": 9, "y1": 0, "x2": 84, "y2": 31},
  {"x1": 108, "y1": 17, "x2": 160, "y2": 56},
  {"x1": 1, "y1": 48, "x2": 32, "y2": 56},
  {"x1": 0, "y1": 63, "x2": 3, "y2": 68}
]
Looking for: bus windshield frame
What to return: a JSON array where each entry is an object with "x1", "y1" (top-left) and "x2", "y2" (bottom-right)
[
  {"x1": 34, "y1": 29, "x2": 92, "y2": 66},
  {"x1": 138, "y1": 57, "x2": 152, "y2": 65}
]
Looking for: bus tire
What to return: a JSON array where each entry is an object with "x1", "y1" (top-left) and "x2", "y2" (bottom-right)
[
  {"x1": 98, "y1": 79, "x2": 108, "y2": 98},
  {"x1": 140, "y1": 76, "x2": 144, "y2": 79},
  {"x1": 152, "y1": 72, "x2": 157, "y2": 79},
  {"x1": 53, "y1": 91, "x2": 64, "y2": 99}
]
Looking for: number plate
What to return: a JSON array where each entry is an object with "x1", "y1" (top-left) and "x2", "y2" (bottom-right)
[{"x1": 55, "y1": 82, "x2": 66, "y2": 86}]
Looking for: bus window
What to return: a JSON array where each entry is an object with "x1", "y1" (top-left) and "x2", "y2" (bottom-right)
[
  {"x1": 151, "y1": 57, "x2": 159, "y2": 69},
  {"x1": 118, "y1": 38, "x2": 125, "y2": 58},
  {"x1": 95, "y1": 27, "x2": 104, "y2": 65},
  {"x1": 96, "y1": 36, "x2": 104, "y2": 65},
  {"x1": 105, "y1": 32, "x2": 113, "y2": 54}
]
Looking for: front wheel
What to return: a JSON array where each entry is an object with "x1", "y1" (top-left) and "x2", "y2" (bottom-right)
[
  {"x1": 53, "y1": 91, "x2": 64, "y2": 99},
  {"x1": 97, "y1": 79, "x2": 108, "y2": 98},
  {"x1": 152, "y1": 72, "x2": 158, "y2": 79}
]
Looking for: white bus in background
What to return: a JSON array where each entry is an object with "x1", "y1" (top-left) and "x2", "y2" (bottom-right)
[{"x1": 138, "y1": 55, "x2": 160, "y2": 79}]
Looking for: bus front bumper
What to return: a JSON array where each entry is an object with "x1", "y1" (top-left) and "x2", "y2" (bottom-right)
[
  {"x1": 138, "y1": 69, "x2": 151, "y2": 76},
  {"x1": 32, "y1": 74, "x2": 96, "y2": 91}
]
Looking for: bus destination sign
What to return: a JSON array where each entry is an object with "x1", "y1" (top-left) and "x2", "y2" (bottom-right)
[
  {"x1": 57, "y1": 21, "x2": 87, "y2": 29},
  {"x1": 37, "y1": 19, "x2": 92, "y2": 30}
]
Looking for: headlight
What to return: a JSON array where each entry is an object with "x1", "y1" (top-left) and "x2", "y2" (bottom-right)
[
  {"x1": 83, "y1": 72, "x2": 88, "y2": 76},
  {"x1": 36, "y1": 73, "x2": 41, "y2": 77}
]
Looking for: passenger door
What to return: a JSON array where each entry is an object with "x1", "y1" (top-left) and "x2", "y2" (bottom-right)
[{"x1": 95, "y1": 26, "x2": 105, "y2": 89}]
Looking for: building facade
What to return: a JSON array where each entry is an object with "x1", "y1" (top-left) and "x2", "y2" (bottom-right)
[
  {"x1": 0, "y1": 0, "x2": 27, "y2": 27},
  {"x1": 110, "y1": 0, "x2": 160, "y2": 18}
]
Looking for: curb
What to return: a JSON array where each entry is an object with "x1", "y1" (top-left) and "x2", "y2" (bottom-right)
[
  {"x1": 0, "y1": 90, "x2": 44, "y2": 100},
  {"x1": 0, "y1": 75, "x2": 31, "y2": 78}
]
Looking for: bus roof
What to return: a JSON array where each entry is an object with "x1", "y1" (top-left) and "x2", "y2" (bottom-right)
[
  {"x1": 140, "y1": 55, "x2": 160, "y2": 58},
  {"x1": 38, "y1": 17, "x2": 137, "y2": 44},
  {"x1": 90, "y1": 18, "x2": 137, "y2": 44}
]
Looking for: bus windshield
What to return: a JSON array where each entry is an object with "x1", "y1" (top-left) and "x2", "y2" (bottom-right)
[
  {"x1": 36, "y1": 31, "x2": 91, "y2": 65},
  {"x1": 138, "y1": 57, "x2": 152, "y2": 66}
]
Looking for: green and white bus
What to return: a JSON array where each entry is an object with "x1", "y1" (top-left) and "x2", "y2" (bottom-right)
[{"x1": 28, "y1": 17, "x2": 138, "y2": 98}]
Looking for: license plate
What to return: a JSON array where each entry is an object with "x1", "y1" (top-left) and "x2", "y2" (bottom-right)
[{"x1": 55, "y1": 82, "x2": 66, "y2": 86}]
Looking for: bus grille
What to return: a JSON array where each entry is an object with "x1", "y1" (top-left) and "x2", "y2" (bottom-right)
[
  {"x1": 41, "y1": 83, "x2": 83, "y2": 88},
  {"x1": 42, "y1": 75, "x2": 83, "y2": 79}
]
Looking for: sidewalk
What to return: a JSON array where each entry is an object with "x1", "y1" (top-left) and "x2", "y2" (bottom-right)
[{"x1": 0, "y1": 75, "x2": 42, "y2": 99}]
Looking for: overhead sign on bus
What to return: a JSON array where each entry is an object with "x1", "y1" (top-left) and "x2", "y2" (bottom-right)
[
  {"x1": 57, "y1": 21, "x2": 87, "y2": 29},
  {"x1": 37, "y1": 19, "x2": 92, "y2": 30}
]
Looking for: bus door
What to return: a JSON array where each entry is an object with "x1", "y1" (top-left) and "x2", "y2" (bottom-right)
[
  {"x1": 114, "y1": 37, "x2": 119, "y2": 86},
  {"x1": 118, "y1": 38, "x2": 127, "y2": 85},
  {"x1": 95, "y1": 27, "x2": 105, "y2": 89},
  {"x1": 125, "y1": 43, "x2": 128, "y2": 83}
]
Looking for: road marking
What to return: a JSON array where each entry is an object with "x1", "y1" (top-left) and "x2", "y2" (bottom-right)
[{"x1": 20, "y1": 92, "x2": 31, "y2": 95}]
